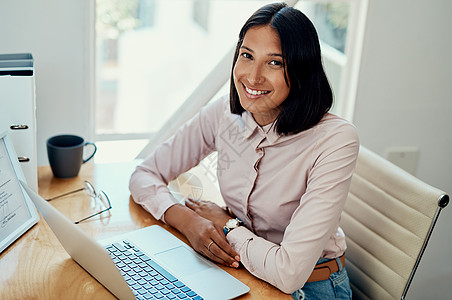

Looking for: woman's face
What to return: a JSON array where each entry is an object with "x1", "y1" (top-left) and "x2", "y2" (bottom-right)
[{"x1": 233, "y1": 25, "x2": 290, "y2": 126}]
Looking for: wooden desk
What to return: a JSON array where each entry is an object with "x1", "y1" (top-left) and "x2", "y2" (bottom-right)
[{"x1": 0, "y1": 161, "x2": 291, "y2": 300}]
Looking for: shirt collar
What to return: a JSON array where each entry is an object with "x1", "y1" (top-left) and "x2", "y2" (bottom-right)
[{"x1": 242, "y1": 111, "x2": 282, "y2": 145}]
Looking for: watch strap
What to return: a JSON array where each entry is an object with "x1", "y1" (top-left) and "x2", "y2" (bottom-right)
[{"x1": 223, "y1": 226, "x2": 230, "y2": 235}]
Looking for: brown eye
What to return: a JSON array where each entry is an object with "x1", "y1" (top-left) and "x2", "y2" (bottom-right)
[{"x1": 241, "y1": 52, "x2": 253, "y2": 60}]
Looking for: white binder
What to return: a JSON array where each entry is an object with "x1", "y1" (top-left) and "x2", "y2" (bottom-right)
[{"x1": 0, "y1": 53, "x2": 37, "y2": 191}]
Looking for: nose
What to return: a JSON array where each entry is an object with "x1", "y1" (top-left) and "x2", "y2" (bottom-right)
[{"x1": 248, "y1": 63, "x2": 264, "y2": 85}]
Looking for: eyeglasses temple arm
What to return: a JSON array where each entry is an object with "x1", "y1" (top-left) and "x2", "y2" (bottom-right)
[
  {"x1": 74, "y1": 207, "x2": 112, "y2": 224},
  {"x1": 46, "y1": 187, "x2": 85, "y2": 201}
]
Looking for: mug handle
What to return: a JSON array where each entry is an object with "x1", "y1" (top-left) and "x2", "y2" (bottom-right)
[{"x1": 82, "y1": 142, "x2": 97, "y2": 163}]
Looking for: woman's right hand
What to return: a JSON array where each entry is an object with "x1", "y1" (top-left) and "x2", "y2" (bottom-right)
[{"x1": 163, "y1": 204, "x2": 240, "y2": 268}]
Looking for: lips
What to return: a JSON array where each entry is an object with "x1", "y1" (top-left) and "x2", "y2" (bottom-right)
[{"x1": 243, "y1": 83, "x2": 270, "y2": 96}]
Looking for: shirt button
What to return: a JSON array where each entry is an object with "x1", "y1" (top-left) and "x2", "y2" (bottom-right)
[{"x1": 256, "y1": 148, "x2": 264, "y2": 158}]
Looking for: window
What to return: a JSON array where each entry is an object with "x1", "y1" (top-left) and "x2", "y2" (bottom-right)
[
  {"x1": 94, "y1": 0, "x2": 364, "y2": 147},
  {"x1": 95, "y1": 0, "x2": 275, "y2": 140},
  {"x1": 295, "y1": 1, "x2": 350, "y2": 115}
]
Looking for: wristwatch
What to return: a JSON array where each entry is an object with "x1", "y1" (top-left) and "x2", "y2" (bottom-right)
[{"x1": 223, "y1": 218, "x2": 243, "y2": 235}]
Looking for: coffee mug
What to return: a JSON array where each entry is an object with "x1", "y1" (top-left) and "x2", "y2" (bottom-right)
[{"x1": 47, "y1": 134, "x2": 97, "y2": 178}]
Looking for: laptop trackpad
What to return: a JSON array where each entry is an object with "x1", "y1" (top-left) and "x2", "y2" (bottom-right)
[{"x1": 155, "y1": 246, "x2": 211, "y2": 277}]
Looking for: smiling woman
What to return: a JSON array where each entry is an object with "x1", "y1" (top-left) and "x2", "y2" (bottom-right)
[{"x1": 129, "y1": 3, "x2": 359, "y2": 299}]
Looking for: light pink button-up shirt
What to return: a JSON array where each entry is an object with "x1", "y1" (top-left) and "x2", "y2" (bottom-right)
[{"x1": 129, "y1": 95, "x2": 359, "y2": 293}]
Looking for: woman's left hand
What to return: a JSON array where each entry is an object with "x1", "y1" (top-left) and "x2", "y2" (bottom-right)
[{"x1": 185, "y1": 198, "x2": 231, "y2": 230}]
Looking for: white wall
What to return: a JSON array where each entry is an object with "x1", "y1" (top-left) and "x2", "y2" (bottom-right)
[
  {"x1": 0, "y1": 0, "x2": 92, "y2": 166},
  {"x1": 353, "y1": 0, "x2": 452, "y2": 298},
  {"x1": 1, "y1": 0, "x2": 451, "y2": 298}
]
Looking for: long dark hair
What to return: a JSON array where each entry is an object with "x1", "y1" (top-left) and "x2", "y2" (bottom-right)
[{"x1": 230, "y1": 2, "x2": 333, "y2": 135}]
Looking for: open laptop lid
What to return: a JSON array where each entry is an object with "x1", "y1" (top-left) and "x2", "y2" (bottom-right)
[{"x1": 20, "y1": 180, "x2": 135, "y2": 300}]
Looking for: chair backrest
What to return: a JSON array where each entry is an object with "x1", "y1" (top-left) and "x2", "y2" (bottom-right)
[{"x1": 340, "y1": 146, "x2": 449, "y2": 300}]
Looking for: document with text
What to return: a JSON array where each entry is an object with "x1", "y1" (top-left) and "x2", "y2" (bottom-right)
[{"x1": 0, "y1": 131, "x2": 39, "y2": 253}]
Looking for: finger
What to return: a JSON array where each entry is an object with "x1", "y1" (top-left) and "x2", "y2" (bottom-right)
[
  {"x1": 213, "y1": 227, "x2": 240, "y2": 258},
  {"x1": 184, "y1": 198, "x2": 197, "y2": 210},
  {"x1": 200, "y1": 240, "x2": 230, "y2": 266},
  {"x1": 209, "y1": 230, "x2": 240, "y2": 266},
  {"x1": 195, "y1": 227, "x2": 236, "y2": 267},
  {"x1": 207, "y1": 240, "x2": 215, "y2": 252},
  {"x1": 207, "y1": 242, "x2": 240, "y2": 268},
  {"x1": 186, "y1": 198, "x2": 210, "y2": 216},
  {"x1": 185, "y1": 197, "x2": 202, "y2": 206}
]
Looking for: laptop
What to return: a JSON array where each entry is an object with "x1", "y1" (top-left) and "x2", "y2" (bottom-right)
[{"x1": 20, "y1": 181, "x2": 249, "y2": 300}]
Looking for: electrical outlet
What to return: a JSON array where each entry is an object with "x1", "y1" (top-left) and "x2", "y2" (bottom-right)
[{"x1": 385, "y1": 147, "x2": 419, "y2": 175}]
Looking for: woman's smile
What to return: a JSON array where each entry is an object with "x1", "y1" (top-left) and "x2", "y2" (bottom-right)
[{"x1": 242, "y1": 83, "x2": 271, "y2": 97}]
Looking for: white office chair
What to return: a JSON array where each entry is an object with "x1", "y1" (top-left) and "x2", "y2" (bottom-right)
[{"x1": 340, "y1": 146, "x2": 449, "y2": 300}]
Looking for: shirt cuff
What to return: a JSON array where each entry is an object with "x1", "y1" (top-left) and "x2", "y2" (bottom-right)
[{"x1": 226, "y1": 226, "x2": 255, "y2": 251}]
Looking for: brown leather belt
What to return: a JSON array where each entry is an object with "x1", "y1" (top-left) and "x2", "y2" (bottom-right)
[{"x1": 307, "y1": 254, "x2": 345, "y2": 282}]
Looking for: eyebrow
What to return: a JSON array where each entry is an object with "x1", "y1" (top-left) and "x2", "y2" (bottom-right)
[{"x1": 241, "y1": 45, "x2": 283, "y2": 58}]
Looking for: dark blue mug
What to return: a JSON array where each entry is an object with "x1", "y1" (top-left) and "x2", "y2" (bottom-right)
[{"x1": 47, "y1": 135, "x2": 97, "y2": 178}]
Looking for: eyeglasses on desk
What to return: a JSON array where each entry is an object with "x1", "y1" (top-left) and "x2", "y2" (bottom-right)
[{"x1": 46, "y1": 181, "x2": 112, "y2": 224}]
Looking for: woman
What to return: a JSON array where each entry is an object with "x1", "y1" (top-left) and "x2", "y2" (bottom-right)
[{"x1": 129, "y1": 3, "x2": 359, "y2": 299}]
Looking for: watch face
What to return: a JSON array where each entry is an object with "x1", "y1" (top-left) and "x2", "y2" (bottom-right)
[{"x1": 226, "y1": 218, "x2": 239, "y2": 228}]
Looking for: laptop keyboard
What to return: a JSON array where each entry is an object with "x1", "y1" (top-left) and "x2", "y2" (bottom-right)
[{"x1": 104, "y1": 240, "x2": 203, "y2": 300}]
